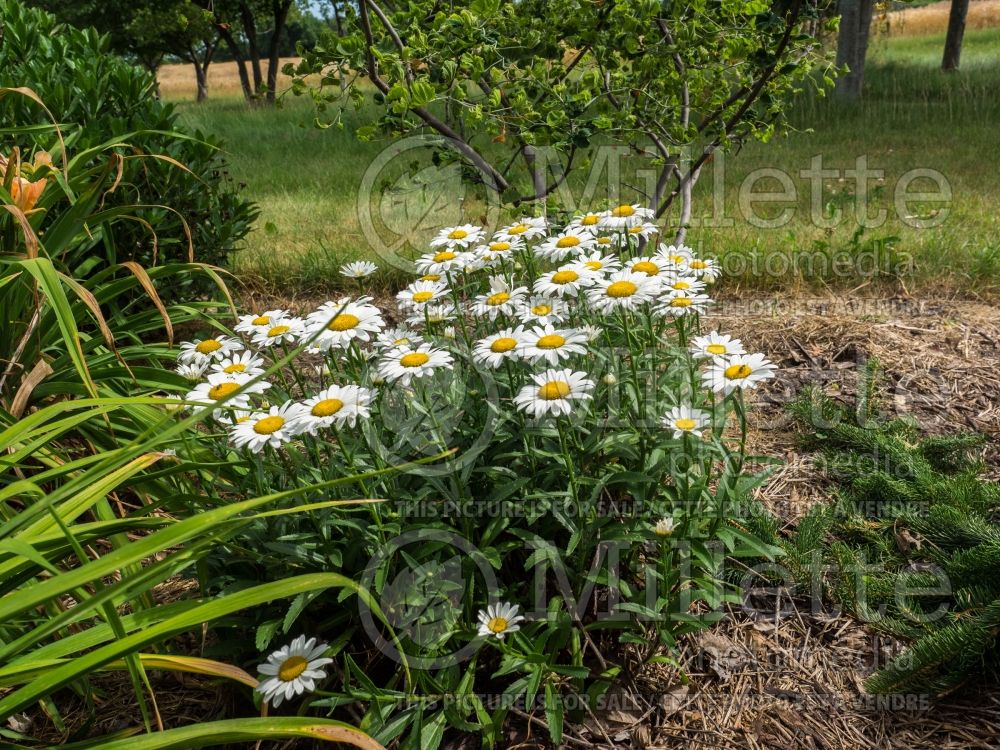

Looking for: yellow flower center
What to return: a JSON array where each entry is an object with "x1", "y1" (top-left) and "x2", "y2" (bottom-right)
[
  {"x1": 597, "y1": 237, "x2": 612, "y2": 245},
  {"x1": 253, "y1": 415, "x2": 285, "y2": 435},
  {"x1": 606, "y1": 281, "x2": 637, "y2": 298},
  {"x1": 725, "y1": 364, "x2": 753, "y2": 380},
  {"x1": 670, "y1": 255, "x2": 686, "y2": 264},
  {"x1": 400, "y1": 352, "x2": 430, "y2": 368},
  {"x1": 556, "y1": 236, "x2": 581, "y2": 248},
  {"x1": 195, "y1": 339, "x2": 222, "y2": 355},
  {"x1": 278, "y1": 655, "x2": 308, "y2": 682},
  {"x1": 421, "y1": 274, "x2": 441, "y2": 281},
  {"x1": 486, "y1": 291, "x2": 510, "y2": 306},
  {"x1": 536, "y1": 334, "x2": 565, "y2": 349},
  {"x1": 675, "y1": 418, "x2": 697, "y2": 431},
  {"x1": 581, "y1": 214, "x2": 599, "y2": 225},
  {"x1": 611, "y1": 204, "x2": 635, "y2": 217},
  {"x1": 632, "y1": 261, "x2": 659, "y2": 276},
  {"x1": 328, "y1": 314, "x2": 360, "y2": 331},
  {"x1": 252, "y1": 315, "x2": 270, "y2": 326},
  {"x1": 489, "y1": 242, "x2": 511, "y2": 252},
  {"x1": 628, "y1": 226, "x2": 645, "y2": 234},
  {"x1": 539, "y1": 380, "x2": 571, "y2": 400},
  {"x1": 487, "y1": 616, "x2": 509, "y2": 633},
  {"x1": 223, "y1": 363, "x2": 247, "y2": 374},
  {"x1": 393, "y1": 337, "x2": 410, "y2": 346},
  {"x1": 532, "y1": 304, "x2": 552, "y2": 315},
  {"x1": 447, "y1": 229, "x2": 468, "y2": 240},
  {"x1": 411, "y1": 290, "x2": 434, "y2": 303},
  {"x1": 689, "y1": 260, "x2": 708, "y2": 270},
  {"x1": 670, "y1": 297, "x2": 692, "y2": 307},
  {"x1": 706, "y1": 343, "x2": 727, "y2": 355},
  {"x1": 208, "y1": 382, "x2": 241, "y2": 400},
  {"x1": 551, "y1": 270, "x2": 578, "y2": 284},
  {"x1": 267, "y1": 325, "x2": 290, "y2": 337},
  {"x1": 490, "y1": 337, "x2": 518, "y2": 353},
  {"x1": 311, "y1": 398, "x2": 344, "y2": 417},
  {"x1": 672, "y1": 280, "x2": 690, "y2": 290},
  {"x1": 507, "y1": 223, "x2": 528, "y2": 235},
  {"x1": 584, "y1": 261, "x2": 603, "y2": 270},
  {"x1": 433, "y1": 251, "x2": 457, "y2": 262}
]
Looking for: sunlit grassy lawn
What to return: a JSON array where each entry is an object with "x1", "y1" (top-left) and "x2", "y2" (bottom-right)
[{"x1": 172, "y1": 26, "x2": 1000, "y2": 297}]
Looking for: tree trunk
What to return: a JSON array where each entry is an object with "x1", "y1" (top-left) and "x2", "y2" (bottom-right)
[
  {"x1": 217, "y1": 25, "x2": 254, "y2": 101},
  {"x1": 942, "y1": 0, "x2": 970, "y2": 71},
  {"x1": 332, "y1": 0, "x2": 344, "y2": 36},
  {"x1": 265, "y1": 0, "x2": 293, "y2": 104},
  {"x1": 835, "y1": 0, "x2": 875, "y2": 99},
  {"x1": 193, "y1": 60, "x2": 208, "y2": 102},
  {"x1": 239, "y1": 2, "x2": 264, "y2": 97}
]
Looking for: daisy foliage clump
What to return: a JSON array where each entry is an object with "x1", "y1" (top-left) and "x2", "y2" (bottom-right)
[{"x1": 170, "y1": 209, "x2": 780, "y2": 746}]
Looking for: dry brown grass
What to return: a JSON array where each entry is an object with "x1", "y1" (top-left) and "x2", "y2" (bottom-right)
[
  {"x1": 157, "y1": 57, "x2": 301, "y2": 101},
  {"x1": 887, "y1": 0, "x2": 1000, "y2": 36}
]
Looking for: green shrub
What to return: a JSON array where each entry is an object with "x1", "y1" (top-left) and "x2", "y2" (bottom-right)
[
  {"x1": 169, "y1": 216, "x2": 781, "y2": 747},
  {"x1": 0, "y1": 0, "x2": 257, "y2": 286},
  {"x1": 773, "y1": 365, "x2": 1000, "y2": 697}
]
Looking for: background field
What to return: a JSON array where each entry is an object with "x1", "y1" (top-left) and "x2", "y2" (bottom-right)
[{"x1": 166, "y1": 9, "x2": 1000, "y2": 298}]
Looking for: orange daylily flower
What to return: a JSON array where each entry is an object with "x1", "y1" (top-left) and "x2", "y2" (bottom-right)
[{"x1": 1, "y1": 149, "x2": 52, "y2": 214}]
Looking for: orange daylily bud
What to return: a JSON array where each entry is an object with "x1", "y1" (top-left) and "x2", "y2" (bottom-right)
[{"x1": 11, "y1": 177, "x2": 47, "y2": 212}]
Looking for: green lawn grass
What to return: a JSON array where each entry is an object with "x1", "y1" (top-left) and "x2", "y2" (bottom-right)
[{"x1": 175, "y1": 27, "x2": 1000, "y2": 297}]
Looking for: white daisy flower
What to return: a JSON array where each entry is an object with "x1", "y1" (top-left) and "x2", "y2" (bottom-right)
[
  {"x1": 376, "y1": 326, "x2": 424, "y2": 350},
  {"x1": 662, "y1": 274, "x2": 707, "y2": 295},
  {"x1": 580, "y1": 324, "x2": 603, "y2": 343},
  {"x1": 495, "y1": 216, "x2": 548, "y2": 241},
  {"x1": 430, "y1": 223, "x2": 484, "y2": 249},
  {"x1": 661, "y1": 405, "x2": 710, "y2": 438},
  {"x1": 518, "y1": 295, "x2": 569, "y2": 326},
  {"x1": 235, "y1": 310, "x2": 288, "y2": 336},
  {"x1": 378, "y1": 344, "x2": 454, "y2": 385},
  {"x1": 594, "y1": 234, "x2": 622, "y2": 250},
  {"x1": 702, "y1": 353, "x2": 777, "y2": 395},
  {"x1": 687, "y1": 257, "x2": 722, "y2": 280},
  {"x1": 653, "y1": 517, "x2": 677, "y2": 537},
  {"x1": 475, "y1": 238, "x2": 525, "y2": 266},
  {"x1": 655, "y1": 243, "x2": 694, "y2": 269},
  {"x1": 689, "y1": 332, "x2": 745, "y2": 360},
  {"x1": 293, "y1": 384, "x2": 376, "y2": 434},
  {"x1": 229, "y1": 402, "x2": 298, "y2": 453},
  {"x1": 470, "y1": 277, "x2": 528, "y2": 320},
  {"x1": 599, "y1": 203, "x2": 655, "y2": 230},
  {"x1": 655, "y1": 291, "x2": 712, "y2": 317},
  {"x1": 255, "y1": 636, "x2": 333, "y2": 708},
  {"x1": 564, "y1": 211, "x2": 603, "y2": 234},
  {"x1": 414, "y1": 249, "x2": 473, "y2": 276},
  {"x1": 396, "y1": 279, "x2": 450, "y2": 310},
  {"x1": 520, "y1": 325, "x2": 588, "y2": 366},
  {"x1": 473, "y1": 326, "x2": 527, "y2": 369},
  {"x1": 514, "y1": 368, "x2": 595, "y2": 418},
  {"x1": 175, "y1": 362, "x2": 207, "y2": 382},
  {"x1": 186, "y1": 372, "x2": 270, "y2": 419},
  {"x1": 624, "y1": 221, "x2": 659, "y2": 240},
  {"x1": 476, "y1": 602, "x2": 525, "y2": 640},
  {"x1": 533, "y1": 264, "x2": 598, "y2": 298},
  {"x1": 627, "y1": 255, "x2": 670, "y2": 282},
  {"x1": 304, "y1": 299, "x2": 385, "y2": 351},
  {"x1": 177, "y1": 335, "x2": 244, "y2": 367},
  {"x1": 209, "y1": 351, "x2": 267, "y2": 378},
  {"x1": 585, "y1": 271, "x2": 659, "y2": 314},
  {"x1": 418, "y1": 273, "x2": 443, "y2": 282},
  {"x1": 534, "y1": 230, "x2": 596, "y2": 262},
  {"x1": 251, "y1": 317, "x2": 305, "y2": 348},
  {"x1": 339, "y1": 260, "x2": 378, "y2": 278},
  {"x1": 575, "y1": 250, "x2": 622, "y2": 276},
  {"x1": 405, "y1": 302, "x2": 457, "y2": 328}
]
